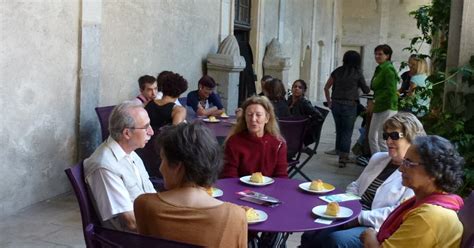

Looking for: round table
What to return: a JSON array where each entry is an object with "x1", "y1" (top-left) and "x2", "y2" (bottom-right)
[
  {"x1": 201, "y1": 116, "x2": 236, "y2": 143},
  {"x1": 216, "y1": 178, "x2": 362, "y2": 232}
]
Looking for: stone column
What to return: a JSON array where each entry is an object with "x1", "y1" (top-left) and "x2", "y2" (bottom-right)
[
  {"x1": 207, "y1": 35, "x2": 246, "y2": 112},
  {"x1": 263, "y1": 38, "x2": 292, "y2": 85}
]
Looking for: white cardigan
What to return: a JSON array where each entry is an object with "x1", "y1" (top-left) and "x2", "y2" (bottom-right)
[{"x1": 346, "y1": 152, "x2": 414, "y2": 231}]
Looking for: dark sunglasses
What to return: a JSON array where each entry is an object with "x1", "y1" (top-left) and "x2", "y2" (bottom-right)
[{"x1": 382, "y1": 131, "x2": 404, "y2": 140}]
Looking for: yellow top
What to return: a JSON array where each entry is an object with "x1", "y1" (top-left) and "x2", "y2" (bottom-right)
[{"x1": 382, "y1": 203, "x2": 463, "y2": 248}]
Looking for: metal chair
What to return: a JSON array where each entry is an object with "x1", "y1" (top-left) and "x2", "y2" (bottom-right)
[
  {"x1": 459, "y1": 191, "x2": 474, "y2": 248},
  {"x1": 278, "y1": 118, "x2": 310, "y2": 181},
  {"x1": 95, "y1": 105, "x2": 116, "y2": 141},
  {"x1": 65, "y1": 161, "x2": 195, "y2": 247}
]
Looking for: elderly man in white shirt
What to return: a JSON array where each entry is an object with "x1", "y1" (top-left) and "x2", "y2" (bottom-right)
[{"x1": 84, "y1": 101, "x2": 156, "y2": 232}]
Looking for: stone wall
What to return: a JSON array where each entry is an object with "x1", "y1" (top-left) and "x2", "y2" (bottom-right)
[{"x1": 0, "y1": 1, "x2": 80, "y2": 217}]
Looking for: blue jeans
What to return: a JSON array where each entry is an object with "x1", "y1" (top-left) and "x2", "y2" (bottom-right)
[
  {"x1": 331, "y1": 102, "x2": 357, "y2": 155},
  {"x1": 300, "y1": 226, "x2": 367, "y2": 248}
]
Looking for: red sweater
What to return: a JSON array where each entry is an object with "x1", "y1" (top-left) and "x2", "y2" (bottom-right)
[{"x1": 221, "y1": 131, "x2": 288, "y2": 178}]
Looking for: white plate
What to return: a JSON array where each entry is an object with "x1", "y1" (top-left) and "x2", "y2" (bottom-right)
[
  {"x1": 211, "y1": 188, "x2": 223, "y2": 198},
  {"x1": 220, "y1": 115, "x2": 230, "y2": 119},
  {"x1": 299, "y1": 182, "x2": 335, "y2": 194},
  {"x1": 312, "y1": 205, "x2": 353, "y2": 219},
  {"x1": 247, "y1": 209, "x2": 268, "y2": 224},
  {"x1": 203, "y1": 118, "x2": 221, "y2": 123},
  {"x1": 240, "y1": 175, "x2": 275, "y2": 186}
]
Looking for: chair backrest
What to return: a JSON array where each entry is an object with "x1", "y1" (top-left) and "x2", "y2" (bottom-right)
[
  {"x1": 92, "y1": 225, "x2": 201, "y2": 248},
  {"x1": 65, "y1": 161, "x2": 101, "y2": 248},
  {"x1": 311, "y1": 106, "x2": 330, "y2": 150},
  {"x1": 278, "y1": 118, "x2": 309, "y2": 159},
  {"x1": 95, "y1": 105, "x2": 116, "y2": 141},
  {"x1": 459, "y1": 191, "x2": 474, "y2": 248}
]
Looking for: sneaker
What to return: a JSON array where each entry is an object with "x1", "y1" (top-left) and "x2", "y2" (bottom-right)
[{"x1": 324, "y1": 149, "x2": 338, "y2": 155}]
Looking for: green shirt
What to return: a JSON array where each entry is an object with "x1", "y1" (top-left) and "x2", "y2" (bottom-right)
[{"x1": 371, "y1": 61, "x2": 399, "y2": 113}]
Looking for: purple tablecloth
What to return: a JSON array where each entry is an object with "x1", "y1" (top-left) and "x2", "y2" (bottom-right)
[
  {"x1": 216, "y1": 178, "x2": 362, "y2": 232},
  {"x1": 201, "y1": 116, "x2": 236, "y2": 138}
]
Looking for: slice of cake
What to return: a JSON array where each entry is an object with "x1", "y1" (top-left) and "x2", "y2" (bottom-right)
[
  {"x1": 325, "y1": 202, "x2": 340, "y2": 216},
  {"x1": 208, "y1": 116, "x2": 217, "y2": 122},
  {"x1": 205, "y1": 187, "x2": 214, "y2": 196},
  {"x1": 245, "y1": 207, "x2": 260, "y2": 221},
  {"x1": 221, "y1": 112, "x2": 229, "y2": 118},
  {"x1": 309, "y1": 179, "x2": 325, "y2": 191},
  {"x1": 250, "y1": 172, "x2": 264, "y2": 183}
]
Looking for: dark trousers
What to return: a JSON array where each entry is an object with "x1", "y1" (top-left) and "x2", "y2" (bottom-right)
[{"x1": 331, "y1": 102, "x2": 357, "y2": 155}]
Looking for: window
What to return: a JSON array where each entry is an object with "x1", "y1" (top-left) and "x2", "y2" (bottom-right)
[{"x1": 235, "y1": 0, "x2": 250, "y2": 30}]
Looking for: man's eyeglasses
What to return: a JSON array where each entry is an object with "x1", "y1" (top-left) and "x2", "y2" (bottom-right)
[
  {"x1": 128, "y1": 124, "x2": 151, "y2": 130},
  {"x1": 401, "y1": 159, "x2": 422, "y2": 168},
  {"x1": 382, "y1": 131, "x2": 404, "y2": 140}
]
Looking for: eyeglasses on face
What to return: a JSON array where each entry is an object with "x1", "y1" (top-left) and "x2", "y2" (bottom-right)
[
  {"x1": 401, "y1": 159, "x2": 422, "y2": 168},
  {"x1": 382, "y1": 131, "x2": 404, "y2": 140},
  {"x1": 128, "y1": 124, "x2": 151, "y2": 130}
]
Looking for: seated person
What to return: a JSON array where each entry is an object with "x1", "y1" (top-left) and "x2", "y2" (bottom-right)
[
  {"x1": 361, "y1": 135, "x2": 464, "y2": 248},
  {"x1": 186, "y1": 75, "x2": 224, "y2": 117},
  {"x1": 134, "y1": 122, "x2": 247, "y2": 247},
  {"x1": 132, "y1": 75, "x2": 157, "y2": 105},
  {"x1": 84, "y1": 101, "x2": 156, "y2": 232},
  {"x1": 262, "y1": 78, "x2": 290, "y2": 118},
  {"x1": 139, "y1": 72, "x2": 187, "y2": 177},
  {"x1": 301, "y1": 112, "x2": 425, "y2": 248},
  {"x1": 398, "y1": 54, "x2": 417, "y2": 97},
  {"x1": 221, "y1": 96, "x2": 288, "y2": 178},
  {"x1": 258, "y1": 75, "x2": 273, "y2": 96},
  {"x1": 288, "y1": 79, "x2": 324, "y2": 146},
  {"x1": 406, "y1": 57, "x2": 430, "y2": 117},
  {"x1": 156, "y1": 70, "x2": 182, "y2": 106}
]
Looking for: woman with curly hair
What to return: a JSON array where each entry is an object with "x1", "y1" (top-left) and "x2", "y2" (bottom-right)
[
  {"x1": 221, "y1": 96, "x2": 288, "y2": 178},
  {"x1": 361, "y1": 135, "x2": 464, "y2": 248}
]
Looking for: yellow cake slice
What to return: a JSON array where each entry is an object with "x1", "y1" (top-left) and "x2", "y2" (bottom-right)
[
  {"x1": 245, "y1": 207, "x2": 260, "y2": 221},
  {"x1": 221, "y1": 112, "x2": 229, "y2": 118},
  {"x1": 325, "y1": 202, "x2": 340, "y2": 216},
  {"x1": 250, "y1": 172, "x2": 264, "y2": 183},
  {"x1": 208, "y1": 116, "x2": 217, "y2": 122},
  {"x1": 205, "y1": 187, "x2": 214, "y2": 196},
  {"x1": 309, "y1": 179, "x2": 325, "y2": 191}
]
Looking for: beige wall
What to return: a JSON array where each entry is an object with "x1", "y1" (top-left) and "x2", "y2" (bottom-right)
[{"x1": 0, "y1": 0, "x2": 80, "y2": 217}]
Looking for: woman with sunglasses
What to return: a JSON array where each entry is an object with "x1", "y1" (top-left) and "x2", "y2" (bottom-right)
[
  {"x1": 361, "y1": 135, "x2": 464, "y2": 248},
  {"x1": 301, "y1": 112, "x2": 424, "y2": 248},
  {"x1": 288, "y1": 79, "x2": 323, "y2": 145}
]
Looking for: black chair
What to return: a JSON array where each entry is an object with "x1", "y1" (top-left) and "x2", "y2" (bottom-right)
[
  {"x1": 95, "y1": 105, "x2": 116, "y2": 141},
  {"x1": 278, "y1": 118, "x2": 310, "y2": 181}
]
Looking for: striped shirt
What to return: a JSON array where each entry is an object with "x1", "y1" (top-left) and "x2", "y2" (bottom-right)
[{"x1": 360, "y1": 162, "x2": 398, "y2": 210}]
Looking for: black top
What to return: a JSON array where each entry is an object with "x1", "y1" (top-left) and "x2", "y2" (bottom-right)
[
  {"x1": 330, "y1": 66, "x2": 370, "y2": 101},
  {"x1": 145, "y1": 101, "x2": 175, "y2": 131},
  {"x1": 360, "y1": 162, "x2": 398, "y2": 210},
  {"x1": 288, "y1": 97, "x2": 324, "y2": 146},
  {"x1": 272, "y1": 99, "x2": 290, "y2": 118},
  {"x1": 399, "y1": 71, "x2": 411, "y2": 96}
]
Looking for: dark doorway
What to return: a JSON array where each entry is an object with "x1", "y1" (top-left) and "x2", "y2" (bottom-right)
[{"x1": 234, "y1": 0, "x2": 256, "y2": 106}]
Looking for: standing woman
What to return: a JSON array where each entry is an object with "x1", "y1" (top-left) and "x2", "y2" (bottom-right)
[
  {"x1": 288, "y1": 79, "x2": 323, "y2": 146},
  {"x1": 368, "y1": 44, "x2": 399, "y2": 154},
  {"x1": 324, "y1": 50, "x2": 370, "y2": 167}
]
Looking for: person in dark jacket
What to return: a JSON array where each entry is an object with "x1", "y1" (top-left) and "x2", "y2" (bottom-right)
[{"x1": 262, "y1": 78, "x2": 290, "y2": 118}]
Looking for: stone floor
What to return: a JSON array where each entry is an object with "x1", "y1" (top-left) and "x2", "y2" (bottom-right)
[{"x1": 0, "y1": 109, "x2": 364, "y2": 248}]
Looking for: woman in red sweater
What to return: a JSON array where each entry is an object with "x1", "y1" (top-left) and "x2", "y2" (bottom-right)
[{"x1": 221, "y1": 96, "x2": 288, "y2": 178}]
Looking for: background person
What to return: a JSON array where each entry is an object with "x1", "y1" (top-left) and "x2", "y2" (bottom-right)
[
  {"x1": 135, "y1": 122, "x2": 247, "y2": 247},
  {"x1": 301, "y1": 112, "x2": 424, "y2": 248},
  {"x1": 84, "y1": 101, "x2": 156, "y2": 232},
  {"x1": 258, "y1": 75, "x2": 273, "y2": 96},
  {"x1": 186, "y1": 75, "x2": 224, "y2": 117},
  {"x1": 262, "y1": 78, "x2": 290, "y2": 118},
  {"x1": 398, "y1": 54, "x2": 417, "y2": 97},
  {"x1": 132, "y1": 75, "x2": 157, "y2": 105},
  {"x1": 361, "y1": 135, "x2": 464, "y2": 248},
  {"x1": 368, "y1": 44, "x2": 399, "y2": 154},
  {"x1": 221, "y1": 96, "x2": 288, "y2": 178},
  {"x1": 324, "y1": 50, "x2": 370, "y2": 167},
  {"x1": 156, "y1": 70, "x2": 182, "y2": 106},
  {"x1": 405, "y1": 56, "x2": 430, "y2": 117}
]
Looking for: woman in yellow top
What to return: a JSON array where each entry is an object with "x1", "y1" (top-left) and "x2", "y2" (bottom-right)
[{"x1": 360, "y1": 135, "x2": 464, "y2": 248}]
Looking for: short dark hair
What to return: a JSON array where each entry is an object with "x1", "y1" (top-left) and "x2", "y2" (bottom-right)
[
  {"x1": 156, "y1": 122, "x2": 222, "y2": 187},
  {"x1": 263, "y1": 78, "x2": 287, "y2": 101},
  {"x1": 157, "y1": 71, "x2": 172, "y2": 91},
  {"x1": 374, "y1": 44, "x2": 393, "y2": 61},
  {"x1": 413, "y1": 135, "x2": 464, "y2": 193},
  {"x1": 161, "y1": 72, "x2": 188, "y2": 98},
  {"x1": 198, "y1": 75, "x2": 216, "y2": 88},
  {"x1": 138, "y1": 75, "x2": 156, "y2": 90},
  {"x1": 261, "y1": 75, "x2": 273, "y2": 83}
]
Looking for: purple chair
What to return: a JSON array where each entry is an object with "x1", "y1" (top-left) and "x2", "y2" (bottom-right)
[
  {"x1": 278, "y1": 118, "x2": 310, "y2": 181},
  {"x1": 95, "y1": 105, "x2": 116, "y2": 141},
  {"x1": 65, "y1": 161, "x2": 194, "y2": 247},
  {"x1": 459, "y1": 191, "x2": 474, "y2": 248}
]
